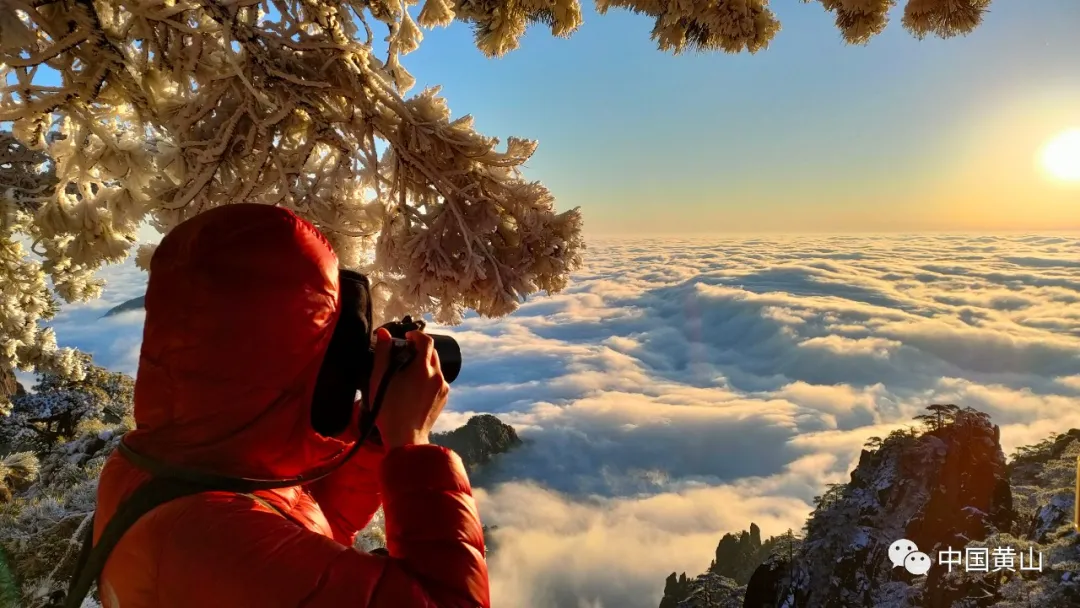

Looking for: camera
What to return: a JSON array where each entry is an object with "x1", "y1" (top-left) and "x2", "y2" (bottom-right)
[{"x1": 377, "y1": 315, "x2": 462, "y2": 384}]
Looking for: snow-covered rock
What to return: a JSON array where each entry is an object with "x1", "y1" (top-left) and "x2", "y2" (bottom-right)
[
  {"x1": 659, "y1": 410, "x2": 1080, "y2": 608},
  {"x1": 745, "y1": 406, "x2": 1014, "y2": 607}
]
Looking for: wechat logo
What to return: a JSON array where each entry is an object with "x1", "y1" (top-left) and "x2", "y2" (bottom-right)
[{"x1": 888, "y1": 538, "x2": 932, "y2": 576}]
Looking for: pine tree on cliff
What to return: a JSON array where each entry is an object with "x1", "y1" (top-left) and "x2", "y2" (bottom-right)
[
  {"x1": 915, "y1": 403, "x2": 961, "y2": 431},
  {"x1": 1, "y1": 0, "x2": 993, "y2": 405},
  {"x1": 0, "y1": 353, "x2": 133, "y2": 454}
]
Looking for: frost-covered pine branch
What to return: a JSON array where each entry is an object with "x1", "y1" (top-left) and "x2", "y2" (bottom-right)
[
  {"x1": 0, "y1": 132, "x2": 86, "y2": 411},
  {"x1": 805, "y1": 0, "x2": 992, "y2": 45},
  {"x1": 0, "y1": 0, "x2": 991, "y2": 390}
]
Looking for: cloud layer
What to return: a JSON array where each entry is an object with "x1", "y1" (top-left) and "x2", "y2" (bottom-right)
[{"x1": 43, "y1": 234, "x2": 1080, "y2": 607}]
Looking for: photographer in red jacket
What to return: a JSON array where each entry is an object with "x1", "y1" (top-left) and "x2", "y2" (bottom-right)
[{"x1": 88, "y1": 204, "x2": 490, "y2": 608}]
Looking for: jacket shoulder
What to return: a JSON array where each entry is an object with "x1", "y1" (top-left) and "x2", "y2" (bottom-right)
[{"x1": 101, "y1": 491, "x2": 367, "y2": 608}]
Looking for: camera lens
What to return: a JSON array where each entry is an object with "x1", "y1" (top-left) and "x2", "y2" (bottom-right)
[{"x1": 431, "y1": 334, "x2": 461, "y2": 384}]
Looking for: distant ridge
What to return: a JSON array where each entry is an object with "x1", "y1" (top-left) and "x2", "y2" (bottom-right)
[{"x1": 102, "y1": 296, "x2": 146, "y2": 318}]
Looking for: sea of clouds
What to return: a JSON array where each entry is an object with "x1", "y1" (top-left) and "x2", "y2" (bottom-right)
[{"x1": 41, "y1": 234, "x2": 1080, "y2": 608}]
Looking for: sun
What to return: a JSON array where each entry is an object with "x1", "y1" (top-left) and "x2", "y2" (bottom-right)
[{"x1": 1040, "y1": 129, "x2": 1080, "y2": 182}]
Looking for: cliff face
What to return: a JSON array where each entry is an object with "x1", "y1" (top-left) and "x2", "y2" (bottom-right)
[
  {"x1": 659, "y1": 406, "x2": 1080, "y2": 608},
  {"x1": 746, "y1": 407, "x2": 1014, "y2": 608},
  {"x1": 0, "y1": 368, "x2": 23, "y2": 399},
  {"x1": 712, "y1": 523, "x2": 766, "y2": 584}
]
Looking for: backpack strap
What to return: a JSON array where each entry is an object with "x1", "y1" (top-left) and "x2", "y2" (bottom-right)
[
  {"x1": 62, "y1": 477, "x2": 215, "y2": 608},
  {"x1": 62, "y1": 482, "x2": 291, "y2": 608},
  {"x1": 241, "y1": 493, "x2": 287, "y2": 519}
]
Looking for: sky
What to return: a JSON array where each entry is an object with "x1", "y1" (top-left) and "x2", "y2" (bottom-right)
[
  {"x1": 43, "y1": 233, "x2": 1080, "y2": 607},
  {"x1": 397, "y1": 0, "x2": 1080, "y2": 235}
]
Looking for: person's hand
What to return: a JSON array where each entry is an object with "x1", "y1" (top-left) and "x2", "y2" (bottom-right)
[{"x1": 368, "y1": 326, "x2": 450, "y2": 449}]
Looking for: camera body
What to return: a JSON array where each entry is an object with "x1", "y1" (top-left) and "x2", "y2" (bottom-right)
[{"x1": 376, "y1": 315, "x2": 462, "y2": 384}]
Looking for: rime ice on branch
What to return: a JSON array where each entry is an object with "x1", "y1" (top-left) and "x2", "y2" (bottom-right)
[
  {"x1": 808, "y1": 0, "x2": 992, "y2": 44},
  {"x1": 0, "y1": 0, "x2": 991, "y2": 391}
]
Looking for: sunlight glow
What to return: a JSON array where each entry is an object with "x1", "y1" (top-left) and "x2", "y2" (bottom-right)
[{"x1": 1040, "y1": 129, "x2": 1080, "y2": 182}]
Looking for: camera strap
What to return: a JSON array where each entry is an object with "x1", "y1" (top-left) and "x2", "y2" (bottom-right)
[{"x1": 61, "y1": 346, "x2": 414, "y2": 608}]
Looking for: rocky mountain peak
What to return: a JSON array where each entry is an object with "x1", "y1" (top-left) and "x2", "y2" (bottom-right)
[
  {"x1": 659, "y1": 405, "x2": 1080, "y2": 607},
  {"x1": 660, "y1": 523, "x2": 800, "y2": 607},
  {"x1": 431, "y1": 413, "x2": 522, "y2": 471},
  {"x1": 745, "y1": 405, "x2": 1014, "y2": 607}
]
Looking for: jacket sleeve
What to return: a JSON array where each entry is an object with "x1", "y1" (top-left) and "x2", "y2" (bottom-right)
[
  {"x1": 304, "y1": 444, "x2": 490, "y2": 608},
  {"x1": 141, "y1": 444, "x2": 489, "y2": 608},
  {"x1": 307, "y1": 433, "x2": 387, "y2": 545}
]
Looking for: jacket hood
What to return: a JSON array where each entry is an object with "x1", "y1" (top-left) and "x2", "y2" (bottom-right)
[{"x1": 124, "y1": 203, "x2": 354, "y2": 479}]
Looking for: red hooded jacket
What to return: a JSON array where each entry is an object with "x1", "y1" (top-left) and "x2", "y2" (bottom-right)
[{"x1": 93, "y1": 204, "x2": 490, "y2": 607}]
